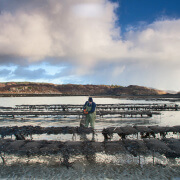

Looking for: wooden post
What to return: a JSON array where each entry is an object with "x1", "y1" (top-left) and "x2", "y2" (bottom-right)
[
  {"x1": 139, "y1": 155, "x2": 141, "y2": 166},
  {"x1": 153, "y1": 150, "x2": 155, "y2": 166},
  {"x1": 0, "y1": 153, "x2": 6, "y2": 165},
  {"x1": 61, "y1": 150, "x2": 71, "y2": 168}
]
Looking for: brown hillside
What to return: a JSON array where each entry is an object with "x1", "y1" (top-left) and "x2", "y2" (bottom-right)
[{"x1": 0, "y1": 82, "x2": 167, "y2": 96}]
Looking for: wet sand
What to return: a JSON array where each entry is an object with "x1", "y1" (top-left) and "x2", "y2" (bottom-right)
[{"x1": 0, "y1": 162, "x2": 180, "y2": 180}]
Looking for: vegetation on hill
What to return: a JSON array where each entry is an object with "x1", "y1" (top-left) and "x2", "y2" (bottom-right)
[{"x1": 0, "y1": 82, "x2": 168, "y2": 96}]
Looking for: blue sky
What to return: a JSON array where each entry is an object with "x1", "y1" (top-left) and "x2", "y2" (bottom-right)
[
  {"x1": 0, "y1": 0, "x2": 180, "y2": 91},
  {"x1": 116, "y1": 0, "x2": 180, "y2": 30}
]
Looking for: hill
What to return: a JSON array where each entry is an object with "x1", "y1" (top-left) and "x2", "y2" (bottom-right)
[{"x1": 0, "y1": 82, "x2": 168, "y2": 96}]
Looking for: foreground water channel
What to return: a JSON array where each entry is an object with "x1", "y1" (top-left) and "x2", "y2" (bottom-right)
[{"x1": 0, "y1": 96, "x2": 180, "y2": 179}]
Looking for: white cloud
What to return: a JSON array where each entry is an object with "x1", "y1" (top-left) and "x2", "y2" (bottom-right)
[
  {"x1": 0, "y1": 0, "x2": 121, "y2": 62},
  {"x1": 1, "y1": 0, "x2": 179, "y2": 66},
  {"x1": 72, "y1": 3, "x2": 104, "y2": 18},
  {"x1": 0, "y1": 0, "x2": 180, "y2": 90},
  {"x1": 0, "y1": 11, "x2": 52, "y2": 61}
]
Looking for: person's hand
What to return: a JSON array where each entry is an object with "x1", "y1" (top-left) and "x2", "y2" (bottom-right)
[{"x1": 83, "y1": 109, "x2": 88, "y2": 114}]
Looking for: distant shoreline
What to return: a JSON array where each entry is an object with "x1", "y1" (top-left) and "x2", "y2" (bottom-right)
[
  {"x1": 0, "y1": 93, "x2": 179, "y2": 99},
  {"x1": 0, "y1": 82, "x2": 172, "y2": 96}
]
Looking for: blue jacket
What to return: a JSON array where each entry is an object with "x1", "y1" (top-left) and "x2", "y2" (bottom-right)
[{"x1": 83, "y1": 101, "x2": 96, "y2": 113}]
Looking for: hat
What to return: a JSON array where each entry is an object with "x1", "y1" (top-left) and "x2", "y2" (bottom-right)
[{"x1": 88, "y1": 97, "x2": 93, "y2": 102}]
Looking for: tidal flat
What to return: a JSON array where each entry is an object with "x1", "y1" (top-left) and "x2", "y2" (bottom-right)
[{"x1": 0, "y1": 96, "x2": 180, "y2": 179}]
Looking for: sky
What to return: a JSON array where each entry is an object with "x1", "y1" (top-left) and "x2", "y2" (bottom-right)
[{"x1": 0, "y1": 0, "x2": 180, "y2": 91}]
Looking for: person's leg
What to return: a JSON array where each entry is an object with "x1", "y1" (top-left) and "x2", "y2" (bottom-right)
[
  {"x1": 89, "y1": 113, "x2": 95, "y2": 129},
  {"x1": 85, "y1": 115, "x2": 90, "y2": 127}
]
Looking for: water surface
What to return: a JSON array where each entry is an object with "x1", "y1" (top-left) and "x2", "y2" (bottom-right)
[{"x1": 0, "y1": 96, "x2": 180, "y2": 179}]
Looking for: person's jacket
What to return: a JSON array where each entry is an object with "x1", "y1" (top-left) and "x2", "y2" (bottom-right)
[{"x1": 83, "y1": 101, "x2": 96, "y2": 113}]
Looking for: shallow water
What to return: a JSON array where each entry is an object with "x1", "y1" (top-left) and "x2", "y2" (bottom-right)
[
  {"x1": 0, "y1": 96, "x2": 180, "y2": 179},
  {"x1": 0, "y1": 96, "x2": 179, "y2": 140},
  {"x1": 0, "y1": 96, "x2": 179, "y2": 127}
]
